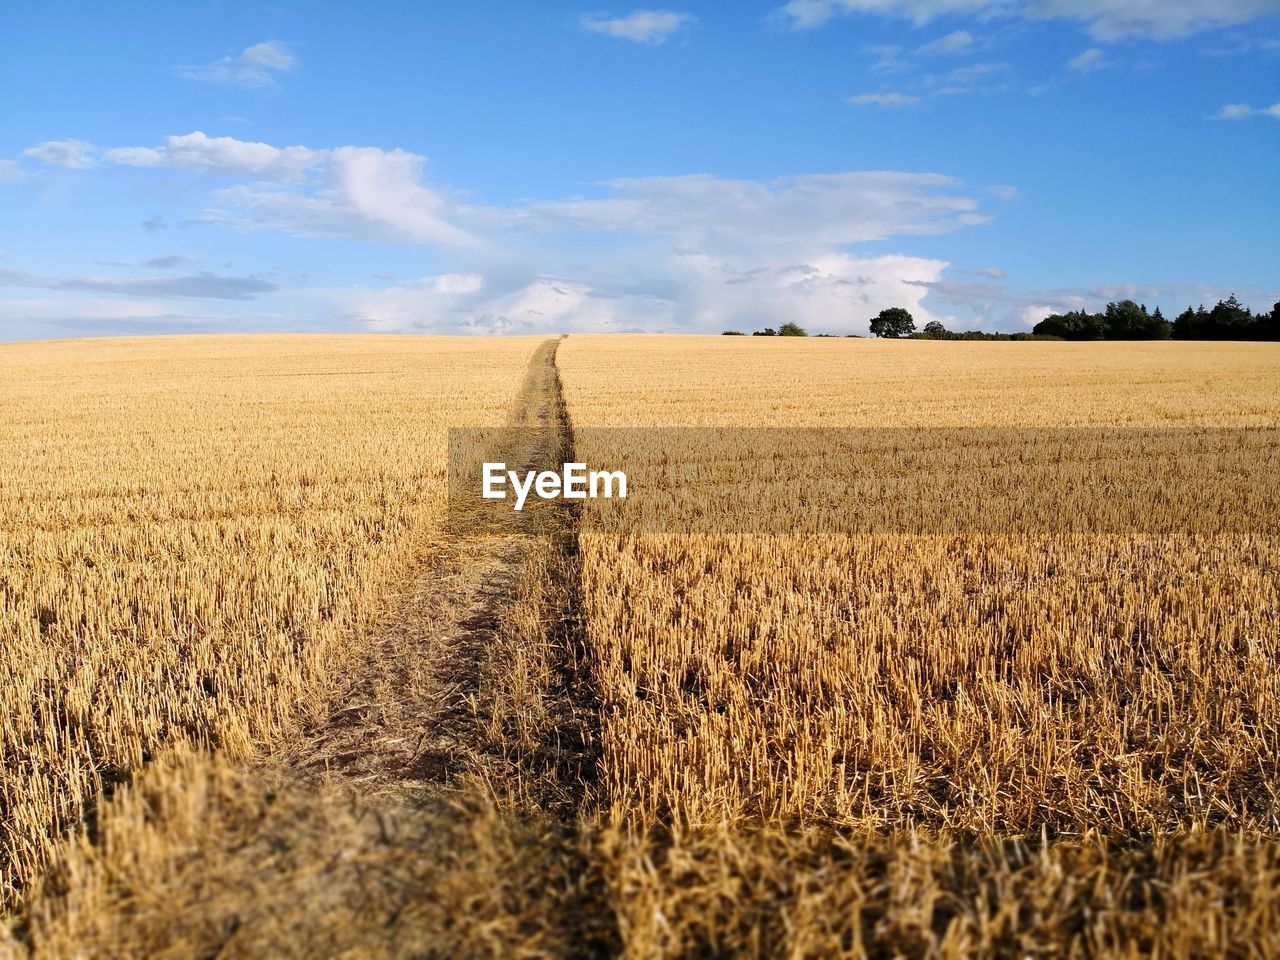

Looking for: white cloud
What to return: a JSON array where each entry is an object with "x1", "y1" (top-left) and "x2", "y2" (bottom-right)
[
  {"x1": 849, "y1": 91, "x2": 922, "y2": 107},
  {"x1": 1217, "y1": 102, "x2": 1280, "y2": 118},
  {"x1": 95, "y1": 132, "x2": 473, "y2": 246},
  {"x1": 506, "y1": 171, "x2": 984, "y2": 248},
  {"x1": 22, "y1": 139, "x2": 96, "y2": 169},
  {"x1": 580, "y1": 9, "x2": 695, "y2": 43},
  {"x1": 342, "y1": 274, "x2": 665, "y2": 335},
  {"x1": 323, "y1": 164, "x2": 988, "y2": 334},
  {"x1": 918, "y1": 30, "x2": 973, "y2": 54},
  {"x1": 0, "y1": 159, "x2": 26, "y2": 182},
  {"x1": 775, "y1": 0, "x2": 1280, "y2": 39},
  {"x1": 175, "y1": 40, "x2": 296, "y2": 88},
  {"x1": 987, "y1": 184, "x2": 1020, "y2": 199},
  {"x1": 107, "y1": 131, "x2": 319, "y2": 180},
  {"x1": 333, "y1": 169, "x2": 983, "y2": 335},
  {"x1": 866, "y1": 44, "x2": 910, "y2": 71},
  {"x1": 21, "y1": 128, "x2": 997, "y2": 335},
  {"x1": 101, "y1": 146, "x2": 166, "y2": 167},
  {"x1": 1019, "y1": 303, "x2": 1059, "y2": 327},
  {"x1": 339, "y1": 254, "x2": 953, "y2": 336},
  {"x1": 1032, "y1": 0, "x2": 1280, "y2": 40},
  {"x1": 923, "y1": 60, "x2": 1012, "y2": 96},
  {"x1": 976, "y1": 266, "x2": 1005, "y2": 278},
  {"x1": 325, "y1": 169, "x2": 985, "y2": 335},
  {"x1": 1067, "y1": 47, "x2": 1107, "y2": 71},
  {"x1": 672, "y1": 251, "x2": 951, "y2": 333}
]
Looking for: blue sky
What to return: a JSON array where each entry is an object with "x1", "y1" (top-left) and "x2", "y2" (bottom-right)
[{"x1": 1, "y1": 0, "x2": 1277, "y2": 340}]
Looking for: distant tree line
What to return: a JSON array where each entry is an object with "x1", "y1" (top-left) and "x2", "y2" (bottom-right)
[
  {"x1": 915, "y1": 321, "x2": 1058, "y2": 341},
  {"x1": 720, "y1": 296, "x2": 1280, "y2": 341},
  {"x1": 723, "y1": 322, "x2": 808, "y2": 336},
  {"x1": 883, "y1": 309, "x2": 1054, "y2": 341},
  {"x1": 1034, "y1": 296, "x2": 1280, "y2": 341}
]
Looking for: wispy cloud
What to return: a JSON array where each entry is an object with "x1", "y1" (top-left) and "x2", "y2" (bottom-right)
[
  {"x1": 1067, "y1": 47, "x2": 1108, "y2": 72},
  {"x1": 97, "y1": 255, "x2": 199, "y2": 270},
  {"x1": 580, "y1": 9, "x2": 695, "y2": 44},
  {"x1": 505, "y1": 171, "x2": 986, "y2": 245},
  {"x1": 0, "y1": 159, "x2": 27, "y2": 182},
  {"x1": 22, "y1": 139, "x2": 96, "y2": 169},
  {"x1": 1199, "y1": 33, "x2": 1280, "y2": 56},
  {"x1": 775, "y1": 0, "x2": 1280, "y2": 40},
  {"x1": 75, "y1": 131, "x2": 476, "y2": 246},
  {"x1": 0, "y1": 268, "x2": 277, "y2": 300},
  {"x1": 931, "y1": 60, "x2": 1010, "y2": 93},
  {"x1": 867, "y1": 44, "x2": 910, "y2": 72},
  {"x1": 976, "y1": 266, "x2": 1006, "y2": 278},
  {"x1": 848, "y1": 91, "x2": 921, "y2": 107},
  {"x1": 1216, "y1": 102, "x2": 1280, "y2": 119},
  {"x1": 175, "y1": 41, "x2": 296, "y2": 89},
  {"x1": 917, "y1": 30, "x2": 973, "y2": 55}
]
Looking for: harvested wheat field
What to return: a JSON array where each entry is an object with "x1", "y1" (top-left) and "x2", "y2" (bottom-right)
[
  {"x1": 3, "y1": 334, "x2": 1279, "y2": 958},
  {"x1": 0, "y1": 335, "x2": 541, "y2": 901},
  {"x1": 558, "y1": 336, "x2": 1280, "y2": 957}
]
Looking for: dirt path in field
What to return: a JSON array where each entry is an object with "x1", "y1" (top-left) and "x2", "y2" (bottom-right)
[{"x1": 274, "y1": 335, "x2": 593, "y2": 808}]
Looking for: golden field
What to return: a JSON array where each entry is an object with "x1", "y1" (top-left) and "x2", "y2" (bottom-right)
[
  {"x1": 0, "y1": 334, "x2": 539, "y2": 902},
  {"x1": 558, "y1": 336, "x2": 1280, "y2": 955},
  {"x1": 3, "y1": 333, "x2": 1279, "y2": 957}
]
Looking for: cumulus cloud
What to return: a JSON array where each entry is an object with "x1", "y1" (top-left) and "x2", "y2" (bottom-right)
[
  {"x1": 0, "y1": 268, "x2": 277, "y2": 300},
  {"x1": 105, "y1": 131, "x2": 319, "y2": 180},
  {"x1": 775, "y1": 0, "x2": 1280, "y2": 39},
  {"x1": 342, "y1": 273, "x2": 665, "y2": 335},
  {"x1": 340, "y1": 254, "x2": 952, "y2": 336},
  {"x1": 849, "y1": 91, "x2": 922, "y2": 107},
  {"x1": 580, "y1": 9, "x2": 696, "y2": 43},
  {"x1": 326, "y1": 167, "x2": 985, "y2": 335},
  {"x1": 918, "y1": 30, "x2": 973, "y2": 54},
  {"x1": 336, "y1": 169, "x2": 982, "y2": 335},
  {"x1": 304, "y1": 161, "x2": 989, "y2": 333},
  {"x1": 22, "y1": 139, "x2": 96, "y2": 169},
  {"x1": 175, "y1": 41, "x2": 296, "y2": 89},
  {"x1": 20, "y1": 129, "x2": 999, "y2": 334}
]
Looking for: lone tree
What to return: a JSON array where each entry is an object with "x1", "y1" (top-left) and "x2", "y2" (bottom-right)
[
  {"x1": 870, "y1": 307, "x2": 915, "y2": 338},
  {"x1": 922, "y1": 320, "x2": 948, "y2": 338},
  {"x1": 779, "y1": 321, "x2": 807, "y2": 337}
]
